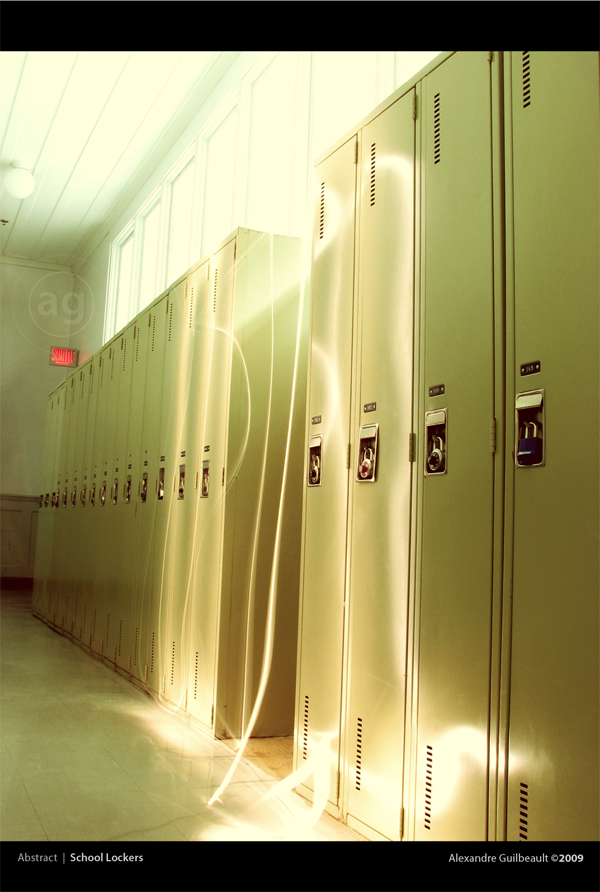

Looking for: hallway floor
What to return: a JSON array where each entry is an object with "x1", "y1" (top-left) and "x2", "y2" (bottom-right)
[{"x1": 0, "y1": 590, "x2": 363, "y2": 842}]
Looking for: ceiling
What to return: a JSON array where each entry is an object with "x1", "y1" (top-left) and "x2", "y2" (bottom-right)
[{"x1": 0, "y1": 51, "x2": 240, "y2": 273}]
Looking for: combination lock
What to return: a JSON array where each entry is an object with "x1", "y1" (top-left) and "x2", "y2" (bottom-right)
[
  {"x1": 427, "y1": 436, "x2": 444, "y2": 473},
  {"x1": 359, "y1": 447, "x2": 375, "y2": 479},
  {"x1": 309, "y1": 453, "x2": 321, "y2": 485}
]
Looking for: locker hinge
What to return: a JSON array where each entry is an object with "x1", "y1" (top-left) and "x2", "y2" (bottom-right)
[
  {"x1": 490, "y1": 418, "x2": 497, "y2": 453},
  {"x1": 346, "y1": 443, "x2": 351, "y2": 469},
  {"x1": 412, "y1": 93, "x2": 417, "y2": 120},
  {"x1": 354, "y1": 139, "x2": 359, "y2": 165},
  {"x1": 409, "y1": 432, "x2": 416, "y2": 462},
  {"x1": 335, "y1": 771, "x2": 340, "y2": 800},
  {"x1": 211, "y1": 705, "x2": 214, "y2": 728},
  {"x1": 222, "y1": 467, "x2": 225, "y2": 486},
  {"x1": 399, "y1": 807, "x2": 405, "y2": 839}
]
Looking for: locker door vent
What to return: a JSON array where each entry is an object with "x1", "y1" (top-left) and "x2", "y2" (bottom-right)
[
  {"x1": 171, "y1": 641, "x2": 175, "y2": 685},
  {"x1": 100, "y1": 357, "x2": 104, "y2": 388},
  {"x1": 111, "y1": 350, "x2": 115, "y2": 380},
  {"x1": 194, "y1": 652, "x2": 198, "y2": 698},
  {"x1": 122, "y1": 339, "x2": 127, "y2": 371},
  {"x1": 189, "y1": 286, "x2": 194, "y2": 329},
  {"x1": 319, "y1": 182, "x2": 325, "y2": 238},
  {"x1": 213, "y1": 270, "x2": 218, "y2": 313},
  {"x1": 92, "y1": 608, "x2": 97, "y2": 642},
  {"x1": 71, "y1": 379, "x2": 75, "y2": 404},
  {"x1": 83, "y1": 604, "x2": 87, "y2": 634},
  {"x1": 90, "y1": 364, "x2": 94, "y2": 394},
  {"x1": 355, "y1": 718, "x2": 363, "y2": 790},
  {"x1": 424, "y1": 744, "x2": 433, "y2": 830},
  {"x1": 118, "y1": 619, "x2": 122, "y2": 657},
  {"x1": 522, "y1": 53, "x2": 531, "y2": 108},
  {"x1": 135, "y1": 325, "x2": 140, "y2": 362},
  {"x1": 302, "y1": 695, "x2": 309, "y2": 760},
  {"x1": 519, "y1": 782, "x2": 529, "y2": 839},
  {"x1": 370, "y1": 144, "x2": 376, "y2": 206},
  {"x1": 134, "y1": 627, "x2": 139, "y2": 666},
  {"x1": 169, "y1": 302, "x2": 173, "y2": 341},
  {"x1": 152, "y1": 315, "x2": 156, "y2": 352},
  {"x1": 106, "y1": 614, "x2": 110, "y2": 647},
  {"x1": 65, "y1": 596, "x2": 69, "y2": 623},
  {"x1": 80, "y1": 374, "x2": 84, "y2": 400},
  {"x1": 433, "y1": 94, "x2": 441, "y2": 164}
]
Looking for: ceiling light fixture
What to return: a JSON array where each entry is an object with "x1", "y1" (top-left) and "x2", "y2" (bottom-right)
[{"x1": 4, "y1": 163, "x2": 35, "y2": 199}]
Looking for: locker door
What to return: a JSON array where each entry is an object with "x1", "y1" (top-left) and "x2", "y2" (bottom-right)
[
  {"x1": 161, "y1": 277, "x2": 195, "y2": 707},
  {"x1": 105, "y1": 324, "x2": 135, "y2": 669},
  {"x1": 92, "y1": 340, "x2": 120, "y2": 654},
  {"x1": 151, "y1": 281, "x2": 186, "y2": 699},
  {"x1": 345, "y1": 90, "x2": 415, "y2": 839},
  {"x1": 115, "y1": 316, "x2": 149, "y2": 672},
  {"x1": 185, "y1": 263, "x2": 214, "y2": 727},
  {"x1": 33, "y1": 392, "x2": 58, "y2": 617},
  {"x1": 189, "y1": 236, "x2": 236, "y2": 733},
  {"x1": 169, "y1": 262, "x2": 210, "y2": 712},
  {"x1": 294, "y1": 137, "x2": 358, "y2": 809},
  {"x1": 79, "y1": 358, "x2": 99, "y2": 632},
  {"x1": 50, "y1": 376, "x2": 74, "y2": 626},
  {"x1": 46, "y1": 381, "x2": 67, "y2": 619},
  {"x1": 134, "y1": 297, "x2": 168, "y2": 689},
  {"x1": 505, "y1": 51, "x2": 599, "y2": 841},
  {"x1": 67, "y1": 363, "x2": 92, "y2": 635},
  {"x1": 57, "y1": 373, "x2": 79, "y2": 628},
  {"x1": 83, "y1": 350, "x2": 108, "y2": 643},
  {"x1": 414, "y1": 52, "x2": 498, "y2": 840}
]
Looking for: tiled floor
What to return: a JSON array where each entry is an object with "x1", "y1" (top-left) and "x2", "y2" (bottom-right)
[{"x1": 0, "y1": 590, "x2": 363, "y2": 842}]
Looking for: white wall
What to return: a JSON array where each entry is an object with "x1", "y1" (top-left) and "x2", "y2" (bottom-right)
[{"x1": 0, "y1": 262, "x2": 74, "y2": 495}]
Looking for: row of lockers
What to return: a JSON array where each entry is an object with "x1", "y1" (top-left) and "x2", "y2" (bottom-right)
[
  {"x1": 293, "y1": 50, "x2": 598, "y2": 841},
  {"x1": 33, "y1": 51, "x2": 598, "y2": 842},
  {"x1": 33, "y1": 228, "x2": 310, "y2": 741}
]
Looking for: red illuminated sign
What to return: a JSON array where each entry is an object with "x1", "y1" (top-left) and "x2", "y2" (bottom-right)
[{"x1": 49, "y1": 347, "x2": 79, "y2": 368}]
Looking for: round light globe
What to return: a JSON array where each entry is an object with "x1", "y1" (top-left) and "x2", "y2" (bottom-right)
[{"x1": 5, "y1": 166, "x2": 35, "y2": 199}]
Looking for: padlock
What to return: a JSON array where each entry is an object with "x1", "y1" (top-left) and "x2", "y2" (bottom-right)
[
  {"x1": 202, "y1": 468, "x2": 210, "y2": 498},
  {"x1": 427, "y1": 436, "x2": 444, "y2": 473},
  {"x1": 309, "y1": 453, "x2": 321, "y2": 485},
  {"x1": 517, "y1": 421, "x2": 543, "y2": 466},
  {"x1": 360, "y1": 446, "x2": 374, "y2": 479}
]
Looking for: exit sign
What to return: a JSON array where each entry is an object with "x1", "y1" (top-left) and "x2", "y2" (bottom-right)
[{"x1": 50, "y1": 347, "x2": 79, "y2": 368}]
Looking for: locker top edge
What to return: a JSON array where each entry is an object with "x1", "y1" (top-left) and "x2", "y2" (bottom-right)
[
  {"x1": 313, "y1": 50, "x2": 455, "y2": 168},
  {"x1": 108, "y1": 227, "x2": 308, "y2": 346}
]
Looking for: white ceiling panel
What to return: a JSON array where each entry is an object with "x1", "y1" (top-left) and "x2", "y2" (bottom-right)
[{"x1": 0, "y1": 51, "x2": 238, "y2": 269}]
